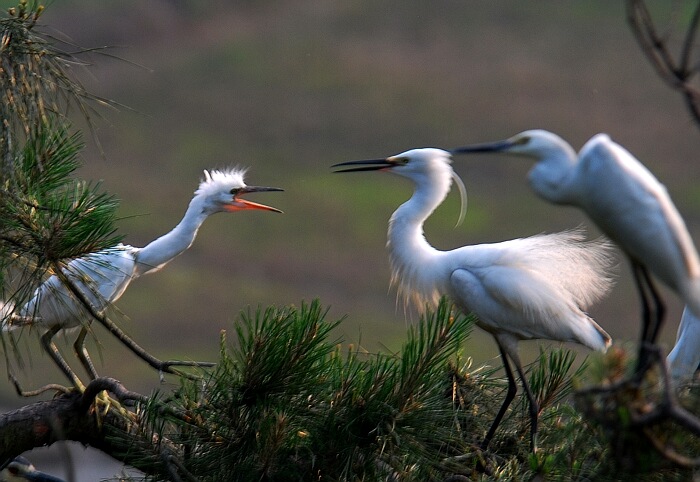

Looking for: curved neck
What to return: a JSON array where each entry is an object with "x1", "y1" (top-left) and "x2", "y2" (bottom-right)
[
  {"x1": 387, "y1": 172, "x2": 451, "y2": 306},
  {"x1": 528, "y1": 146, "x2": 578, "y2": 204},
  {"x1": 388, "y1": 174, "x2": 448, "y2": 251},
  {"x1": 135, "y1": 195, "x2": 210, "y2": 274}
]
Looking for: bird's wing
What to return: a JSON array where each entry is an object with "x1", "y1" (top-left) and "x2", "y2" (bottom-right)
[
  {"x1": 578, "y1": 135, "x2": 700, "y2": 282},
  {"x1": 448, "y1": 241, "x2": 611, "y2": 350},
  {"x1": 68, "y1": 244, "x2": 139, "y2": 303},
  {"x1": 19, "y1": 245, "x2": 139, "y2": 326}
]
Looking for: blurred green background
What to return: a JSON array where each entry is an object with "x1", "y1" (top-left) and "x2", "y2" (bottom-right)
[{"x1": 3, "y1": 0, "x2": 700, "y2": 404}]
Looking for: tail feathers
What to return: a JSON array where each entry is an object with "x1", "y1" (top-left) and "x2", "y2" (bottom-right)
[
  {"x1": 0, "y1": 301, "x2": 14, "y2": 331},
  {"x1": 0, "y1": 301, "x2": 35, "y2": 330},
  {"x1": 582, "y1": 316, "x2": 612, "y2": 352}
]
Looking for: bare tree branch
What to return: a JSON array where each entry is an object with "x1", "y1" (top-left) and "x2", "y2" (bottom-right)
[
  {"x1": 0, "y1": 377, "x2": 187, "y2": 479},
  {"x1": 626, "y1": 0, "x2": 700, "y2": 126}
]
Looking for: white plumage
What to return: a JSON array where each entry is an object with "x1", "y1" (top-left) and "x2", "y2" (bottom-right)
[
  {"x1": 4, "y1": 167, "x2": 282, "y2": 387},
  {"x1": 334, "y1": 147, "x2": 614, "y2": 451},
  {"x1": 454, "y1": 130, "x2": 700, "y2": 376},
  {"x1": 668, "y1": 307, "x2": 700, "y2": 385}
]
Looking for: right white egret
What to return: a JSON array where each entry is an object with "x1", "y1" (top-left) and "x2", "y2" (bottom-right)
[
  {"x1": 333, "y1": 148, "x2": 614, "y2": 451},
  {"x1": 453, "y1": 131, "x2": 700, "y2": 370},
  {"x1": 3, "y1": 168, "x2": 283, "y2": 389}
]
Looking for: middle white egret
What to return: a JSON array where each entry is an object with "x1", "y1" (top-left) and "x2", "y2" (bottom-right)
[
  {"x1": 333, "y1": 148, "x2": 614, "y2": 451},
  {"x1": 453, "y1": 131, "x2": 700, "y2": 371}
]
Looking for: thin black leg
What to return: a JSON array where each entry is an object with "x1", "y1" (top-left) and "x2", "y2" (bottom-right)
[
  {"x1": 511, "y1": 351, "x2": 539, "y2": 452},
  {"x1": 481, "y1": 342, "x2": 518, "y2": 450},
  {"x1": 632, "y1": 261, "x2": 666, "y2": 373}
]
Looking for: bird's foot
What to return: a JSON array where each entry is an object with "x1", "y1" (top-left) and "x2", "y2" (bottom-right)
[{"x1": 9, "y1": 373, "x2": 75, "y2": 398}]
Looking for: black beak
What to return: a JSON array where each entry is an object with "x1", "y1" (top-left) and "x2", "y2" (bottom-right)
[
  {"x1": 332, "y1": 158, "x2": 396, "y2": 173},
  {"x1": 239, "y1": 186, "x2": 284, "y2": 194},
  {"x1": 449, "y1": 139, "x2": 514, "y2": 155}
]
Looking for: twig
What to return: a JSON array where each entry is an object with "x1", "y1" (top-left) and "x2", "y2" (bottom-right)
[
  {"x1": 626, "y1": 0, "x2": 700, "y2": 126},
  {"x1": 51, "y1": 262, "x2": 215, "y2": 380}
]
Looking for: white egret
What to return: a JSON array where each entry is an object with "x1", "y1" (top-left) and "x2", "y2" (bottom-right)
[
  {"x1": 0, "y1": 457, "x2": 64, "y2": 482},
  {"x1": 333, "y1": 148, "x2": 614, "y2": 451},
  {"x1": 668, "y1": 306, "x2": 700, "y2": 385},
  {"x1": 453, "y1": 130, "x2": 700, "y2": 371},
  {"x1": 3, "y1": 168, "x2": 283, "y2": 389}
]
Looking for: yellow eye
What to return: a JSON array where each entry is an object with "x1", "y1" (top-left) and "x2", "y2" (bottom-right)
[{"x1": 514, "y1": 136, "x2": 531, "y2": 146}]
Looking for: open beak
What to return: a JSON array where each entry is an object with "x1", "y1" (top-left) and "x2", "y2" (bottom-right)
[
  {"x1": 449, "y1": 139, "x2": 515, "y2": 155},
  {"x1": 332, "y1": 158, "x2": 397, "y2": 173},
  {"x1": 228, "y1": 186, "x2": 284, "y2": 213}
]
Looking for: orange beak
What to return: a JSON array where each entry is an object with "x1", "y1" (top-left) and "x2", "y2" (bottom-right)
[{"x1": 224, "y1": 185, "x2": 283, "y2": 213}]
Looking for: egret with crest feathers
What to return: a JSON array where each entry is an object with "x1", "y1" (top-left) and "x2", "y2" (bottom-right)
[
  {"x1": 4, "y1": 167, "x2": 283, "y2": 389},
  {"x1": 453, "y1": 130, "x2": 700, "y2": 374},
  {"x1": 333, "y1": 148, "x2": 614, "y2": 451}
]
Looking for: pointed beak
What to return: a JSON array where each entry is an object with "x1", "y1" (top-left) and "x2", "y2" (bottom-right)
[
  {"x1": 332, "y1": 158, "x2": 397, "y2": 173},
  {"x1": 450, "y1": 139, "x2": 515, "y2": 155},
  {"x1": 228, "y1": 186, "x2": 284, "y2": 213}
]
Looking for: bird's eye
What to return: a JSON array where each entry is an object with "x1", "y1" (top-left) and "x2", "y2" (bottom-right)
[
  {"x1": 514, "y1": 136, "x2": 531, "y2": 146},
  {"x1": 230, "y1": 188, "x2": 240, "y2": 195},
  {"x1": 397, "y1": 157, "x2": 410, "y2": 165}
]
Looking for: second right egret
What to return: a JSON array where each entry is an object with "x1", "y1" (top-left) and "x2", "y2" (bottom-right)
[
  {"x1": 333, "y1": 148, "x2": 614, "y2": 451},
  {"x1": 453, "y1": 130, "x2": 700, "y2": 370}
]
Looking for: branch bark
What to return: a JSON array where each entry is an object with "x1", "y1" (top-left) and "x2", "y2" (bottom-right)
[{"x1": 0, "y1": 377, "x2": 178, "y2": 478}]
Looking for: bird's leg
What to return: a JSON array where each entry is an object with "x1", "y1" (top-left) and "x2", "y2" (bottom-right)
[
  {"x1": 40, "y1": 325, "x2": 86, "y2": 391},
  {"x1": 509, "y1": 348, "x2": 539, "y2": 453},
  {"x1": 481, "y1": 343, "x2": 518, "y2": 451},
  {"x1": 73, "y1": 326, "x2": 99, "y2": 380},
  {"x1": 632, "y1": 262, "x2": 666, "y2": 374},
  {"x1": 95, "y1": 314, "x2": 214, "y2": 379},
  {"x1": 631, "y1": 261, "x2": 654, "y2": 344},
  {"x1": 640, "y1": 266, "x2": 665, "y2": 345},
  {"x1": 52, "y1": 266, "x2": 214, "y2": 381}
]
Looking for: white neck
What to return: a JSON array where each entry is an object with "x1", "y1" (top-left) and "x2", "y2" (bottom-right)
[
  {"x1": 527, "y1": 145, "x2": 579, "y2": 204},
  {"x1": 387, "y1": 171, "x2": 451, "y2": 307},
  {"x1": 134, "y1": 195, "x2": 211, "y2": 274}
]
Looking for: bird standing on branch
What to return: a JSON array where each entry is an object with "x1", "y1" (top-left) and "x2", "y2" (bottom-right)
[
  {"x1": 3, "y1": 168, "x2": 283, "y2": 390},
  {"x1": 333, "y1": 148, "x2": 614, "y2": 451},
  {"x1": 453, "y1": 130, "x2": 700, "y2": 373}
]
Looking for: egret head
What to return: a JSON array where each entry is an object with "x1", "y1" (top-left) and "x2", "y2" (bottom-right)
[
  {"x1": 195, "y1": 168, "x2": 283, "y2": 215},
  {"x1": 451, "y1": 129, "x2": 575, "y2": 161},
  {"x1": 333, "y1": 148, "x2": 467, "y2": 226},
  {"x1": 332, "y1": 148, "x2": 451, "y2": 176}
]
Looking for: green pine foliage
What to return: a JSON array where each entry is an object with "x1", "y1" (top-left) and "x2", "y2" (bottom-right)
[
  {"x1": 1, "y1": 3, "x2": 699, "y2": 480},
  {"x1": 0, "y1": 1, "x2": 122, "y2": 372},
  {"x1": 0, "y1": 0, "x2": 119, "y2": 166},
  {"x1": 127, "y1": 298, "x2": 636, "y2": 481},
  {"x1": 0, "y1": 127, "x2": 121, "y2": 310}
]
